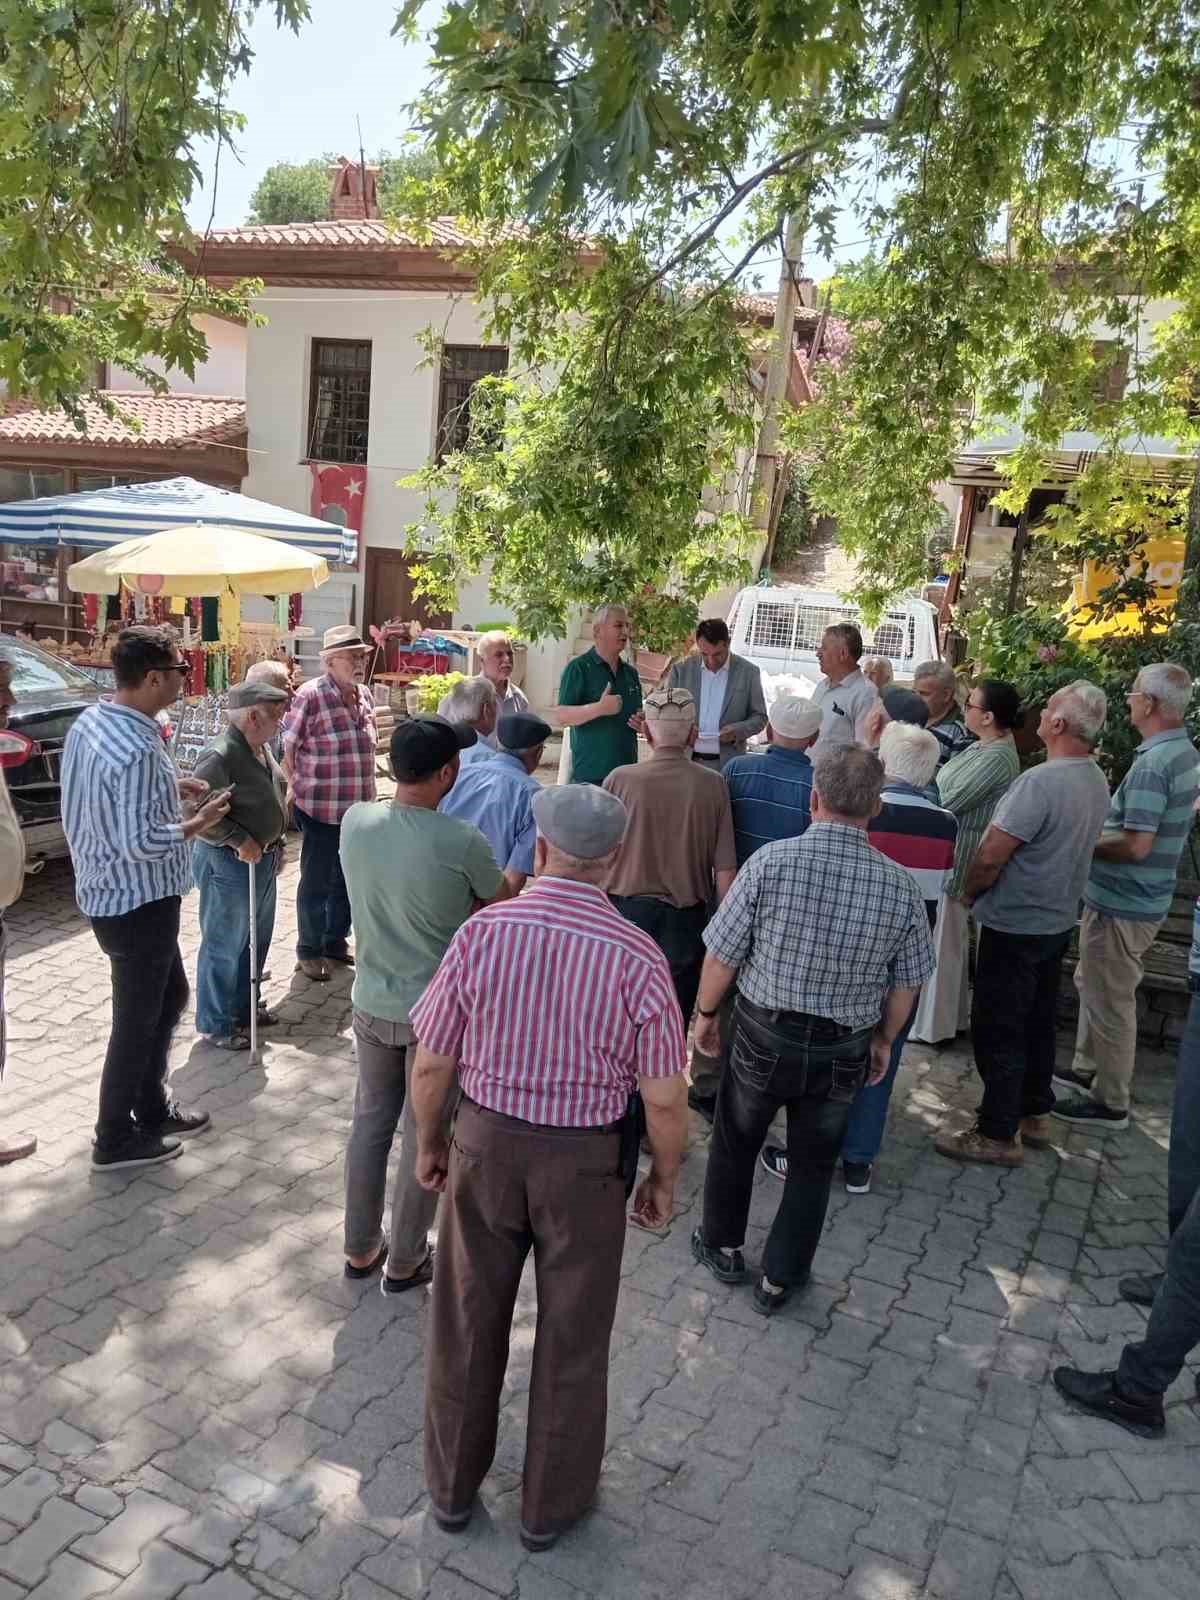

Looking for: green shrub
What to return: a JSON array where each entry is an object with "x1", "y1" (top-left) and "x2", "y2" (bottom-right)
[{"x1": 407, "y1": 671, "x2": 467, "y2": 712}]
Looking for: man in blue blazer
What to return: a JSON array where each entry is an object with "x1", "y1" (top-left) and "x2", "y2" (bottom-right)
[{"x1": 666, "y1": 619, "x2": 767, "y2": 772}]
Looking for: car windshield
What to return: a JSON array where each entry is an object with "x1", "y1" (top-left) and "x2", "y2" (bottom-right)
[{"x1": 0, "y1": 638, "x2": 96, "y2": 697}]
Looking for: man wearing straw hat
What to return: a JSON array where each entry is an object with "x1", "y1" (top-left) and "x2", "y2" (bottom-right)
[
  {"x1": 191, "y1": 678, "x2": 290, "y2": 1051},
  {"x1": 281, "y1": 625, "x2": 376, "y2": 981}
]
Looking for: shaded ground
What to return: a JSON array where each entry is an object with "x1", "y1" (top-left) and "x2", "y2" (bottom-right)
[{"x1": 1, "y1": 855, "x2": 1198, "y2": 1600}]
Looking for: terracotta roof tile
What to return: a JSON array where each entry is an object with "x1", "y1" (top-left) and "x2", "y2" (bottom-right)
[
  {"x1": 0, "y1": 392, "x2": 245, "y2": 450},
  {"x1": 193, "y1": 216, "x2": 526, "y2": 252}
]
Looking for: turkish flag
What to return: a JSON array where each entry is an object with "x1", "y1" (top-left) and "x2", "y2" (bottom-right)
[{"x1": 309, "y1": 463, "x2": 366, "y2": 565}]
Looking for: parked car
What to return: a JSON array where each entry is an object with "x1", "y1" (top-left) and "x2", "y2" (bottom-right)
[
  {"x1": 0, "y1": 634, "x2": 100, "y2": 861},
  {"x1": 727, "y1": 584, "x2": 941, "y2": 695}
]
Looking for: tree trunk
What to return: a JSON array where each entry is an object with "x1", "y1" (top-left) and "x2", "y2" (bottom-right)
[
  {"x1": 1177, "y1": 453, "x2": 1200, "y2": 624},
  {"x1": 753, "y1": 210, "x2": 806, "y2": 574}
]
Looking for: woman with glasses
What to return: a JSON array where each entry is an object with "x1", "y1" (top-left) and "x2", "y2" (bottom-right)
[{"x1": 911, "y1": 679, "x2": 1023, "y2": 1046}]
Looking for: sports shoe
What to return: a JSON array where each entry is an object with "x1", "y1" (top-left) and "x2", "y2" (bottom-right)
[
  {"x1": 1051, "y1": 1096, "x2": 1129, "y2": 1131},
  {"x1": 690, "y1": 1226, "x2": 747, "y2": 1284},
  {"x1": 1052, "y1": 1064, "x2": 1095, "y2": 1095},
  {"x1": 753, "y1": 1275, "x2": 796, "y2": 1316},
  {"x1": 1019, "y1": 1115, "x2": 1052, "y2": 1150},
  {"x1": 1052, "y1": 1366, "x2": 1165, "y2": 1438},
  {"x1": 92, "y1": 1132, "x2": 182, "y2": 1171},
  {"x1": 141, "y1": 1103, "x2": 211, "y2": 1139},
  {"x1": 1118, "y1": 1272, "x2": 1164, "y2": 1308},
  {"x1": 759, "y1": 1145, "x2": 787, "y2": 1180},
  {"x1": 934, "y1": 1124, "x2": 1023, "y2": 1168},
  {"x1": 297, "y1": 958, "x2": 329, "y2": 982},
  {"x1": 843, "y1": 1161, "x2": 873, "y2": 1194},
  {"x1": 0, "y1": 1132, "x2": 37, "y2": 1166}
]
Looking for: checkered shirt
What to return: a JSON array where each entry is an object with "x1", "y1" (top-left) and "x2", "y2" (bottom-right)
[
  {"x1": 703, "y1": 820, "x2": 935, "y2": 1029},
  {"x1": 281, "y1": 674, "x2": 377, "y2": 824}
]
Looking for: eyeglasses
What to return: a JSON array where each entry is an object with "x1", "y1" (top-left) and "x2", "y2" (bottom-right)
[
  {"x1": 965, "y1": 699, "x2": 987, "y2": 712},
  {"x1": 157, "y1": 663, "x2": 190, "y2": 676}
]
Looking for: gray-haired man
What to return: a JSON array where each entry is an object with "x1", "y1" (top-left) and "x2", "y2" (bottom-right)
[
  {"x1": 912, "y1": 659, "x2": 973, "y2": 766},
  {"x1": 477, "y1": 631, "x2": 530, "y2": 746},
  {"x1": 555, "y1": 603, "x2": 643, "y2": 785},
  {"x1": 438, "y1": 676, "x2": 498, "y2": 768}
]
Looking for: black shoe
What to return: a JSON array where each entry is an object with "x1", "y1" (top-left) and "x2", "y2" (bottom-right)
[
  {"x1": 1053, "y1": 1366, "x2": 1165, "y2": 1438},
  {"x1": 92, "y1": 1132, "x2": 182, "y2": 1171},
  {"x1": 1051, "y1": 1096, "x2": 1129, "y2": 1131},
  {"x1": 381, "y1": 1250, "x2": 434, "y2": 1295},
  {"x1": 431, "y1": 1503, "x2": 472, "y2": 1533},
  {"x1": 759, "y1": 1145, "x2": 787, "y2": 1180},
  {"x1": 690, "y1": 1226, "x2": 746, "y2": 1284},
  {"x1": 256, "y1": 1007, "x2": 281, "y2": 1028},
  {"x1": 687, "y1": 1089, "x2": 716, "y2": 1125},
  {"x1": 753, "y1": 1275, "x2": 798, "y2": 1316},
  {"x1": 140, "y1": 1102, "x2": 211, "y2": 1139},
  {"x1": 1119, "y1": 1272, "x2": 1164, "y2": 1308},
  {"x1": 843, "y1": 1161, "x2": 873, "y2": 1194},
  {"x1": 1052, "y1": 1065, "x2": 1095, "y2": 1095},
  {"x1": 324, "y1": 950, "x2": 355, "y2": 967}
]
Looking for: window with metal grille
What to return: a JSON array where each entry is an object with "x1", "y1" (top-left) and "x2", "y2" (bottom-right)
[
  {"x1": 747, "y1": 600, "x2": 916, "y2": 662},
  {"x1": 1090, "y1": 341, "x2": 1129, "y2": 405},
  {"x1": 436, "y1": 345, "x2": 509, "y2": 461},
  {"x1": 307, "y1": 339, "x2": 372, "y2": 465}
]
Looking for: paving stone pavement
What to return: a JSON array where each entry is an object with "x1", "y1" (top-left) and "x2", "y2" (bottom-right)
[{"x1": 2, "y1": 854, "x2": 1199, "y2": 1600}]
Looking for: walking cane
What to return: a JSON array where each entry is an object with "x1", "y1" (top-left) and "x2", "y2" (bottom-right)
[{"x1": 248, "y1": 856, "x2": 260, "y2": 1065}]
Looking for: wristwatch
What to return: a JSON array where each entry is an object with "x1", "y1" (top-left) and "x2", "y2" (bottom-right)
[{"x1": 696, "y1": 1003, "x2": 719, "y2": 1018}]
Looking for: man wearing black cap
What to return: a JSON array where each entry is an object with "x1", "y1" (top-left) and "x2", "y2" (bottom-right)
[
  {"x1": 439, "y1": 711, "x2": 552, "y2": 893},
  {"x1": 192, "y1": 677, "x2": 290, "y2": 1050},
  {"x1": 339, "y1": 716, "x2": 509, "y2": 1292}
]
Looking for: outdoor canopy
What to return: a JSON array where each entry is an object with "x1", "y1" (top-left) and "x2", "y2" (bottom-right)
[
  {"x1": 0, "y1": 475, "x2": 355, "y2": 565},
  {"x1": 66, "y1": 524, "x2": 329, "y2": 598}
]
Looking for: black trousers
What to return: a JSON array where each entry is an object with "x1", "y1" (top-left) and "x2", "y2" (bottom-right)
[
  {"x1": 609, "y1": 895, "x2": 707, "y2": 1027},
  {"x1": 971, "y1": 924, "x2": 1071, "y2": 1142},
  {"x1": 90, "y1": 895, "x2": 189, "y2": 1150}
]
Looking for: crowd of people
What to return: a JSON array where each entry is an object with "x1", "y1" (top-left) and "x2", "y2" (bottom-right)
[{"x1": 1, "y1": 604, "x2": 1200, "y2": 1548}]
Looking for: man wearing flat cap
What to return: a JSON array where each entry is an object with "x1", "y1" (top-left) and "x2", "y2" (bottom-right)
[
  {"x1": 192, "y1": 677, "x2": 291, "y2": 1050},
  {"x1": 339, "y1": 716, "x2": 508, "y2": 1293},
  {"x1": 409, "y1": 782, "x2": 688, "y2": 1552},
  {"x1": 439, "y1": 711, "x2": 552, "y2": 894},
  {"x1": 603, "y1": 687, "x2": 736, "y2": 1034},
  {"x1": 280, "y1": 624, "x2": 377, "y2": 981}
]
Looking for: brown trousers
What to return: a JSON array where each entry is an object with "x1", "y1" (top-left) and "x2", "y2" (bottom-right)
[{"x1": 424, "y1": 1097, "x2": 626, "y2": 1536}]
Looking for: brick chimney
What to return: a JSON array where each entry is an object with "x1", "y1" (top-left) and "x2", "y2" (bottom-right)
[{"x1": 328, "y1": 156, "x2": 380, "y2": 221}]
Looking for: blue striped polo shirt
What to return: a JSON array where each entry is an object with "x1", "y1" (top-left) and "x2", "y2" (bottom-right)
[
  {"x1": 722, "y1": 745, "x2": 814, "y2": 865},
  {"x1": 1086, "y1": 727, "x2": 1199, "y2": 922}
]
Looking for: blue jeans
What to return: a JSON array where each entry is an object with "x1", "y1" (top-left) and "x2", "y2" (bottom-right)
[
  {"x1": 193, "y1": 841, "x2": 278, "y2": 1036},
  {"x1": 1117, "y1": 991, "x2": 1200, "y2": 1396},
  {"x1": 294, "y1": 806, "x2": 352, "y2": 961},
  {"x1": 702, "y1": 997, "x2": 871, "y2": 1285},
  {"x1": 841, "y1": 999, "x2": 918, "y2": 1166}
]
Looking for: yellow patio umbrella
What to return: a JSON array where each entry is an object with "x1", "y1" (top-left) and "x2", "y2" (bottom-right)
[{"x1": 66, "y1": 522, "x2": 329, "y2": 597}]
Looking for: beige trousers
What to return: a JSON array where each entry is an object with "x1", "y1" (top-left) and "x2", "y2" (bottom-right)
[
  {"x1": 1072, "y1": 906, "x2": 1161, "y2": 1112},
  {"x1": 910, "y1": 894, "x2": 971, "y2": 1045}
]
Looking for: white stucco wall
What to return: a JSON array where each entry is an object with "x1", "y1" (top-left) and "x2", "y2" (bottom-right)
[{"x1": 108, "y1": 315, "x2": 247, "y2": 397}]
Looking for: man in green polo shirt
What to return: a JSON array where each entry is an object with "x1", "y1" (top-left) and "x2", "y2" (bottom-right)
[
  {"x1": 556, "y1": 603, "x2": 643, "y2": 785},
  {"x1": 1055, "y1": 662, "x2": 1199, "y2": 1131}
]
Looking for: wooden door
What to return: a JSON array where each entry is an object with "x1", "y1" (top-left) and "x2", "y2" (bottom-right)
[{"x1": 363, "y1": 548, "x2": 450, "y2": 634}]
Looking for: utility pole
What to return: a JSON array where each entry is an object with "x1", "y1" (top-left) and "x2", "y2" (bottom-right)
[{"x1": 752, "y1": 209, "x2": 806, "y2": 576}]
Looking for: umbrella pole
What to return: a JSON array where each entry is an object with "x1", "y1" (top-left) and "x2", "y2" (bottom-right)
[{"x1": 248, "y1": 857, "x2": 259, "y2": 1065}]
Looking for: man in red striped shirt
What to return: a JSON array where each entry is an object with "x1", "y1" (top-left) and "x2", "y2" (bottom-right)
[{"x1": 408, "y1": 783, "x2": 688, "y2": 1553}]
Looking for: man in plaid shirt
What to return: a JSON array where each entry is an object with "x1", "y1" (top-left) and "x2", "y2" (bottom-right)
[
  {"x1": 281, "y1": 626, "x2": 377, "y2": 981},
  {"x1": 690, "y1": 744, "x2": 934, "y2": 1314}
]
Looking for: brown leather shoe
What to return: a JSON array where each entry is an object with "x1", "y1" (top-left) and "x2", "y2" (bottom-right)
[
  {"x1": 296, "y1": 958, "x2": 330, "y2": 981},
  {"x1": 1019, "y1": 1115, "x2": 1052, "y2": 1150},
  {"x1": 0, "y1": 1131, "x2": 37, "y2": 1165},
  {"x1": 934, "y1": 1124, "x2": 1023, "y2": 1167}
]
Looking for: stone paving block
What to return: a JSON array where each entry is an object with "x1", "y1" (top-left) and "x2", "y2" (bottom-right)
[
  {"x1": 72, "y1": 1490, "x2": 190, "y2": 1577},
  {"x1": 967, "y1": 1414, "x2": 1033, "y2": 1477},
  {"x1": 0, "y1": 1465, "x2": 59, "y2": 1527},
  {"x1": 277, "y1": 1516, "x2": 387, "y2": 1600},
  {"x1": 163, "y1": 1505, "x2": 247, "y2": 1567},
  {"x1": 928, "y1": 1526, "x2": 1004, "y2": 1599},
  {"x1": 74, "y1": 1486, "x2": 123, "y2": 1519},
  {"x1": 840, "y1": 1548, "x2": 926, "y2": 1599},
  {"x1": 1107, "y1": 1446, "x2": 1200, "y2": 1500},
  {"x1": 0, "y1": 1496, "x2": 105, "y2": 1586},
  {"x1": 1024, "y1": 1452, "x2": 1139, "y2": 1509},
  {"x1": 878, "y1": 1311, "x2": 940, "y2": 1363},
  {"x1": 810, "y1": 1312, "x2": 882, "y2": 1368},
  {"x1": 893, "y1": 1274, "x2": 955, "y2": 1323},
  {"x1": 811, "y1": 1442, "x2": 889, "y2": 1511},
  {"x1": 19, "y1": 1552, "x2": 118, "y2": 1600},
  {"x1": 840, "y1": 1277, "x2": 900, "y2": 1327},
  {"x1": 177, "y1": 1574, "x2": 260, "y2": 1600},
  {"x1": 773, "y1": 1491, "x2": 868, "y2": 1575},
  {"x1": 857, "y1": 1485, "x2": 940, "y2": 1570},
  {"x1": 857, "y1": 1246, "x2": 917, "y2": 1290},
  {"x1": 788, "y1": 1353, "x2": 863, "y2": 1412},
  {"x1": 99, "y1": 1541, "x2": 209, "y2": 1600},
  {"x1": 947, "y1": 1463, "x2": 1019, "y2": 1541},
  {"x1": 1100, "y1": 1550, "x2": 1200, "y2": 1600},
  {"x1": 1107, "y1": 1493, "x2": 1200, "y2": 1557},
  {"x1": 0, "y1": 1446, "x2": 33, "y2": 1474}
]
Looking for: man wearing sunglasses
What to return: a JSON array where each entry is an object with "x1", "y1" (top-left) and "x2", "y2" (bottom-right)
[
  {"x1": 62, "y1": 626, "x2": 232, "y2": 1171},
  {"x1": 0, "y1": 655, "x2": 36, "y2": 1166}
]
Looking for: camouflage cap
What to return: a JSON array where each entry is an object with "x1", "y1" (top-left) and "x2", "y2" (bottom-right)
[{"x1": 643, "y1": 686, "x2": 696, "y2": 725}]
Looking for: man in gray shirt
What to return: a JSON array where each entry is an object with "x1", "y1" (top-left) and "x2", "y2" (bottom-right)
[
  {"x1": 810, "y1": 624, "x2": 880, "y2": 753},
  {"x1": 935, "y1": 681, "x2": 1111, "y2": 1169}
]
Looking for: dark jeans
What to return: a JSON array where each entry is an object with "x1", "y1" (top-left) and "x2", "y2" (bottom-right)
[
  {"x1": 702, "y1": 997, "x2": 871, "y2": 1285},
  {"x1": 609, "y1": 895, "x2": 706, "y2": 1026},
  {"x1": 972, "y1": 925, "x2": 1071, "y2": 1142},
  {"x1": 1117, "y1": 991, "x2": 1200, "y2": 1396},
  {"x1": 90, "y1": 895, "x2": 189, "y2": 1150},
  {"x1": 294, "y1": 806, "x2": 352, "y2": 962}
]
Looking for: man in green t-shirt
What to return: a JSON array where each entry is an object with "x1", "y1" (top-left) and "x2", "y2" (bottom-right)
[
  {"x1": 340, "y1": 716, "x2": 507, "y2": 1294},
  {"x1": 556, "y1": 603, "x2": 643, "y2": 785}
]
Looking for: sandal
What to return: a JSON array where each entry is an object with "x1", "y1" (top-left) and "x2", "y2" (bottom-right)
[
  {"x1": 380, "y1": 1250, "x2": 435, "y2": 1295},
  {"x1": 209, "y1": 1032, "x2": 251, "y2": 1052},
  {"x1": 344, "y1": 1241, "x2": 388, "y2": 1280}
]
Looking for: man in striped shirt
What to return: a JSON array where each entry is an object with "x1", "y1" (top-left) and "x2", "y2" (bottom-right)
[
  {"x1": 408, "y1": 784, "x2": 687, "y2": 1552},
  {"x1": 61, "y1": 627, "x2": 231, "y2": 1171},
  {"x1": 1055, "y1": 663, "x2": 1199, "y2": 1130}
]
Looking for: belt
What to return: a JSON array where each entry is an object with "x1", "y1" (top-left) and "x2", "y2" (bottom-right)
[
  {"x1": 461, "y1": 1094, "x2": 623, "y2": 1135},
  {"x1": 692, "y1": 751, "x2": 721, "y2": 762},
  {"x1": 738, "y1": 995, "x2": 861, "y2": 1041}
]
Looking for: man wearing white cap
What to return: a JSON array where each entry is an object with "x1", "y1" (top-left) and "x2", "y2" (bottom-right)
[
  {"x1": 689, "y1": 694, "x2": 821, "y2": 1121},
  {"x1": 280, "y1": 625, "x2": 376, "y2": 981},
  {"x1": 409, "y1": 782, "x2": 688, "y2": 1553}
]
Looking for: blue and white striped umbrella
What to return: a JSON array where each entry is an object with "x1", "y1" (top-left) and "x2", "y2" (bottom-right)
[{"x1": 0, "y1": 475, "x2": 356, "y2": 565}]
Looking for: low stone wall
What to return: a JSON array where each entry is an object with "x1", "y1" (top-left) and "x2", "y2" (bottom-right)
[{"x1": 1056, "y1": 976, "x2": 1190, "y2": 1052}]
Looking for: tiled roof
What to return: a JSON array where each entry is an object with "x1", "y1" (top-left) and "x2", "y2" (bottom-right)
[
  {"x1": 0, "y1": 392, "x2": 246, "y2": 450},
  {"x1": 192, "y1": 217, "x2": 525, "y2": 252},
  {"x1": 735, "y1": 292, "x2": 821, "y2": 323}
]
